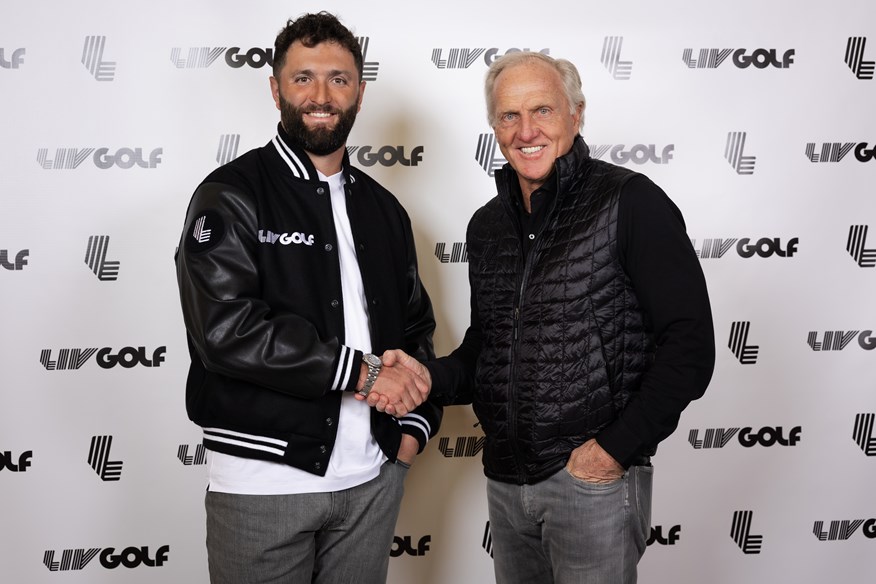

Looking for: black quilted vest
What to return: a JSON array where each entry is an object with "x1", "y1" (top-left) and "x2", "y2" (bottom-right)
[{"x1": 467, "y1": 137, "x2": 655, "y2": 484}]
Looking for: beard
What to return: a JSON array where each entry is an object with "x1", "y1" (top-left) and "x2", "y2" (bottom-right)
[{"x1": 279, "y1": 94, "x2": 359, "y2": 156}]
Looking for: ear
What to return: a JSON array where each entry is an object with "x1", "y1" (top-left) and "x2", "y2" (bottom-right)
[
  {"x1": 572, "y1": 102, "x2": 584, "y2": 129},
  {"x1": 356, "y1": 80, "x2": 366, "y2": 113},
  {"x1": 269, "y1": 76, "x2": 281, "y2": 110}
]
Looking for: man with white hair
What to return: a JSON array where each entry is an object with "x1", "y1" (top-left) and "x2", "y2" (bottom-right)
[{"x1": 379, "y1": 51, "x2": 715, "y2": 583}]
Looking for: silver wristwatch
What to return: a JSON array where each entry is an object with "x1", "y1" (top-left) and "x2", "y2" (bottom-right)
[{"x1": 358, "y1": 353, "x2": 383, "y2": 397}]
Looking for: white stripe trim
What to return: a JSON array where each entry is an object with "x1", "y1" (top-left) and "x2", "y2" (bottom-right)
[
  {"x1": 272, "y1": 135, "x2": 310, "y2": 180},
  {"x1": 401, "y1": 412, "x2": 431, "y2": 436},
  {"x1": 331, "y1": 345, "x2": 354, "y2": 391},
  {"x1": 205, "y1": 435, "x2": 286, "y2": 457},
  {"x1": 202, "y1": 427, "x2": 288, "y2": 447},
  {"x1": 400, "y1": 419, "x2": 429, "y2": 442}
]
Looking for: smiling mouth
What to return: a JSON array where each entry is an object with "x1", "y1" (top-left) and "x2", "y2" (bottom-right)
[
  {"x1": 520, "y1": 146, "x2": 544, "y2": 154},
  {"x1": 306, "y1": 111, "x2": 335, "y2": 120}
]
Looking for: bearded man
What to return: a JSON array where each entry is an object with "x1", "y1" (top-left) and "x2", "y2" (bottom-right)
[{"x1": 175, "y1": 12, "x2": 441, "y2": 584}]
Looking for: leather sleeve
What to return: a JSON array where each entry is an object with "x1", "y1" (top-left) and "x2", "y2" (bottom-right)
[{"x1": 176, "y1": 182, "x2": 361, "y2": 399}]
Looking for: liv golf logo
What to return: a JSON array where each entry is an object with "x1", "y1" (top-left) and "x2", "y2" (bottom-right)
[
  {"x1": 85, "y1": 236, "x2": 119, "y2": 281},
  {"x1": 807, "y1": 329, "x2": 875, "y2": 352},
  {"x1": 391, "y1": 535, "x2": 431, "y2": 557},
  {"x1": 88, "y1": 435, "x2": 122, "y2": 481},
  {"x1": 346, "y1": 145, "x2": 423, "y2": 167},
  {"x1": 1, "y1": 249, "x2": 28, "y2": 270},
  {"x1": 854, "y1": 414, "x2": 876, "y2": 456},
  {"x1": 731, "y1": 511, "x2": 763, "y2": 554},
  {"x1": 475, "y1": 133, "x2": 506, "y2": 176},
  {"x1": 590, "y1": 144, "x2": 674, "y2": 165},
  {"x1": 805, "y1": 142, "x2": 876, "y2": 163},
  {"x1": 1, "y1": 47, "x2": 25, "y2": 69},
  {"x1": 813, "y1": 519, "x2": 876, "y2": 541},
  {"x1": 431, "y1": 47, "x2": 549, "y2": 69},
  {"x1": 81, "y1": 36, "x2": 116, "y2": 81},
  {"x1": 37, "y1": 147, "x2": 163, "y2": 170},
  {"x1": 725, "y1": 132, "x2": 756, "y2": 174},
  {"x1": 648, "y1": 525, "x2": 681, "y2": 546},
  {"x1": 692, "y1": 237, "x2": 798, "y2": 259},
  {"x1": 601, "y1": 36, "x2": 632, "y2": 80},
  {"x1": 728, "y1": 321, "x2": 759, "y2": 364},
  {"x1": 1, "y1": 450, "x2": 32, "y2": 472},
  {"x1": 437, "y1": 435, "x2": 483, "y2": 457},
  {"x1": 356, "y1": 37, "x2": 379, "y2": 81},
  {"x1": 177, "y1": 444, "x2": 207, "y2": 465},
  {"x1": 847, "y1": 225, "x2": 876, "y2": 268},
  {"x1": 170, "y1": 46, "x2": 272, "y2": 69},
  {"x1": 44, "y1": 545, "x2": 169, "y2": 571},
  {"x1": 845, "y1": 37, "x2": 874, "y2": 80},
  {"x1": 40, "y1": 346, "x2": 167, "y2": 370},
  {"x1": 689, "y1": 426, "x2": 801, "y2": 449},
  {"x1": 434, "y1": 242, "x2": 467, "y2": 264},
  {"x1": 682, "y1": 47, "x2": 794, "y2": 69},
  {"x1": 216, "y1": 134, "x2": 240, "y2": 165}
]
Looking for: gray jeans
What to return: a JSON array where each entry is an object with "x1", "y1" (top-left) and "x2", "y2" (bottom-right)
[
  {"x1": 205, "y1": 460, "x2": 408, "y2": 584},
  {"x1": 487, "y1": 464, "x2": 653, "y2": 584}
]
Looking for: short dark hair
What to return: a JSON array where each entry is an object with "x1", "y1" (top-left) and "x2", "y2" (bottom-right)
[{"x1": 273, "y1": 12, "x2": 363, "y2": 81}]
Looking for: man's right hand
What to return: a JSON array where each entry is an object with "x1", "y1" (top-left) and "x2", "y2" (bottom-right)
[
  {"x1": 354, "y1": 353, "x2": 429, "y2": 417},
  {"x1": 353, "y1": 350, "x2": 431, "y2": 417}
]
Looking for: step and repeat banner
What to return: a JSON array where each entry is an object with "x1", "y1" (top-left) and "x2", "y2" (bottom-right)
[{"x1": 2, "y1": 1, "x2": 874, "y2": 582}]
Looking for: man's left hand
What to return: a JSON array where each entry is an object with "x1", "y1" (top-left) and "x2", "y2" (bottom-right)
[{"x1": 566, "y1": 439, "x2": 624, "y2": 484}]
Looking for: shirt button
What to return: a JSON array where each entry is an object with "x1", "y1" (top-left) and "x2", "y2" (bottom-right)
[
  {"x1": 528, "y1": 233, "x2": 535, "y2": 240},
  {"x1": 316, "y1": 187, "x2": 325, "y2": 195},
  {"x1": 371, "y1": 298, "x2": 379, "y2": 306},
  {"x1": 330, "y1": 299, "x2": 339, "y2": 308},
  {"x1": 324, "y1": 244, "x2": 333, "y2": 252},
  {"x1": 314, "y1": 462, "x2": 322, "y2": 470},
  {"x1": 326, "y1": 417, "x2": 334, "y2": 426}
]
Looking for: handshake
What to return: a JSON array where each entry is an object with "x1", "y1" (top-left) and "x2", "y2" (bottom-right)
[{"x1": 353, "y1": 350, "x2": 431, "y2": 417}]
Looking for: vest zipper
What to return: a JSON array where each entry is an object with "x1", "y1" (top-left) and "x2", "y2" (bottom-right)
[{"x1": 509, "y1": 250, "x2": 534, "y2": 484}]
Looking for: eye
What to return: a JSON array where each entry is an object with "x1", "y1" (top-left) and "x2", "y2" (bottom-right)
[
  {"x1": 501, "y1": 112, "x2": 518, "y2": 124},
  {"x1": 536, "y1": 107, "x2": 551, "y2": 117},
  {"x1": 293, "y1": 75, "x2": 310, "y2": 84},
  {"x1": 331, "y1": 76, "x2": 348, "y2": 85}
]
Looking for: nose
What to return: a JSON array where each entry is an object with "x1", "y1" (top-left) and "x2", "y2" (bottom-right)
[
  {"x1": 310, "y1": 79, "x2": 330, "y2": 106},
  {"x1": 518, "y1": 114, "x2": 539, "y2": 141}
]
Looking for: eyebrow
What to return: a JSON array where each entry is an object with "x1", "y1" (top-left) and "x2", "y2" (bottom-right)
[{"x1": 291, "y1": 68, "x2": 353, "y2": 78}]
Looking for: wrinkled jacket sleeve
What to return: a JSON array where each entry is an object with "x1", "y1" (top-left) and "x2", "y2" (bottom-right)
[
  {"x1": 596, "y1": 176, "x2": 715, "y2": 467},
  {"x1": 176, "y1": 182, "x2": 362, "y2": 398}
]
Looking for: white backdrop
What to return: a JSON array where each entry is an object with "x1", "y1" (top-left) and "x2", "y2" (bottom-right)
[{"x1": 2, "y1": 1, "x2": 875, "y2": 582}]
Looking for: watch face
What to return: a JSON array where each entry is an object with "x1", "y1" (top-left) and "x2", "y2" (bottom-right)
[{"x1": 364, "y1": 354, "x2": 382, "y2": 367}]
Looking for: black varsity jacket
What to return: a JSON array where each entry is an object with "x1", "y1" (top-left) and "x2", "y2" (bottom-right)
[{"x1": 175, "y1": 124, "x2": 441, "y2": 476}]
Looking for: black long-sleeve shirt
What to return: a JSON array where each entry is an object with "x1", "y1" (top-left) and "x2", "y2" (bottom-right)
[{"x1": 426, "y1": 173, "x2": 715, "y2": 467}]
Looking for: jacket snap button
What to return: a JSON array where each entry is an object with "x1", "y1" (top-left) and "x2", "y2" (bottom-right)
[
  {"x1": 326, "y1": 417, "x2": 334, "y2": 426},
  {"x1": 331, "y1": 299, "x2": 339, "y2": 308},
  {"x1": 316, "y1": 187, "x2": 325, "y2": 195},
  {"x1": 324, "y1": 244, "x2": 333, "y2": 252}
]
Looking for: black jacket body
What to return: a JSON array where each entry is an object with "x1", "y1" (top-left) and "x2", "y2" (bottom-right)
[{"x1": 176, "y1": 125, "x2": 441, "y2": 477}]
